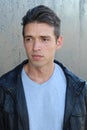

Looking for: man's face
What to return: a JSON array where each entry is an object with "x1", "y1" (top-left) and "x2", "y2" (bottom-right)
[{"x1": 23, "y1": 22, "x2": 62, "y2": 68}]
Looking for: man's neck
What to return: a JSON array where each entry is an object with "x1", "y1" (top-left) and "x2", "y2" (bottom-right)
[{"x1": 24, "y1": 63, "x2": 55, "y2": 84}]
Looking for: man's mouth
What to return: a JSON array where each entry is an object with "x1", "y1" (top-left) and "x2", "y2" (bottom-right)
[{"x1": 32, "y1": 55, "x2": 43, "y2": 60}]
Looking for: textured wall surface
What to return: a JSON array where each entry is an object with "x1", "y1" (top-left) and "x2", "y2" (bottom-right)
[{"x1": 0, "y1": 0, "x2": 87, "y2": 80}]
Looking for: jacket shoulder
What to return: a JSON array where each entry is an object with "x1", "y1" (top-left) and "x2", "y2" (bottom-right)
[
  {"x1": 54, "y1": 60, "x2": 87, "y2": 93},
  {"x1": 0, "y1": 60, "x2": 27, "y2": 88}
]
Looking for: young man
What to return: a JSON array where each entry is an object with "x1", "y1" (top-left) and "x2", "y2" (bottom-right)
[{"x1": 0, "y1": 5, "x2": 87, "y2": 130}]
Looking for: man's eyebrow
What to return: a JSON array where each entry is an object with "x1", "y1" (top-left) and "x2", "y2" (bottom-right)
[
  {"x1": 24, "y1": 35, "x2": 32, "y2": 37},
  {"x1": 24, "y1": 35, "x2": 51, "y2": 38},
  {"x1": 24, "y1": 35, "x2": 33, "y2": 38},
  {"x1": 40, "y1": 35, "x2": 51, "y2": 38}
]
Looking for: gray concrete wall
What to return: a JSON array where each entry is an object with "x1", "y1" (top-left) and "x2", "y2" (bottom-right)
[{"x1": 0, "y1": 0, "x2": 87, "y2": 80}]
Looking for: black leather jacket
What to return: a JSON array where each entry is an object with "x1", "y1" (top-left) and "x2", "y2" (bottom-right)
[{"x1": 0, "y1": 60, "x2": 87, "y2": 130}]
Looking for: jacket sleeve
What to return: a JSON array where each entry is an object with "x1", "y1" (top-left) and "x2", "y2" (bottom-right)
[
  {"x1": 0, "y1": 87, "x2": 5, "y2": 130},
  {"x1": 84, "y1": 82, "x2": 87, "y2": 130}
]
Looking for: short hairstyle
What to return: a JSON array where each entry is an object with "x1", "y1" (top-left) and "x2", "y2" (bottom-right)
[{"x1": 22, "y1": 5, "x2": 61, "y2": 39}]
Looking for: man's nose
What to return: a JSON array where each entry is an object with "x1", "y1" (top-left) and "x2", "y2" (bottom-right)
[{"x1": 33, "y1": 40, "x2": 41, "y2": 51}]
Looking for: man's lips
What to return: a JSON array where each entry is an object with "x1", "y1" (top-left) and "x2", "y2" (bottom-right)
[{"x1": 32, "y1": 55, "x2": 43, "y2": 60}]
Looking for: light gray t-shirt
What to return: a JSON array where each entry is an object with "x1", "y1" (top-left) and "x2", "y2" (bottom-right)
[{"x1": 22, "y1": 63, "x2": 66, "y2": 130}]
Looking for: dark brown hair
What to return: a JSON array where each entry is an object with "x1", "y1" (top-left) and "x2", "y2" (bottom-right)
[{"x1": 22, "y1": 5, "x2": 61, "y2": 39}]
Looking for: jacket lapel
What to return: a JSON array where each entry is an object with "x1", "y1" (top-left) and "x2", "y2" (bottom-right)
[
  {"x1": 16, "y1": 73, "x2": 29, "y2": 130},
  {"x1": 63, "y1": 77, "x2": 77, "y2": 129}
]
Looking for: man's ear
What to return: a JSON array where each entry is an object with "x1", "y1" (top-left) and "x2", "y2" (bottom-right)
[{"x1": 56, "y1": 36, "x2": 63, "y2": 50}]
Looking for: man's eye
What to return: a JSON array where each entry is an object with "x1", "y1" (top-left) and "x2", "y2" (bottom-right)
[
  {"x1": 43, "y1": 38, "x2": 47, "y2": 41},
  {"x1": 26, "y1": 38, "x2": 31, "y2": 41},
  {"x1": 42, "y1": 38, "x2": 49, "y2": 42},
  {"x1": 25, "y1": 37, "x2": 33, "y2": 42}
]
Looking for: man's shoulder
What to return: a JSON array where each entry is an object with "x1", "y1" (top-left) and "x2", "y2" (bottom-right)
[
  {"x1": 55, "y1": 60, "x2": 87, "y2": 98},
  {"x1": 0, "y1": 65, "x2": 20, "y2": 88},
  {"x1": 0, "y1": 60, "x2": 28, "y2": 87},
  {"x1": 54, "y1": 60, "x2": 86, "y2": 87}
]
